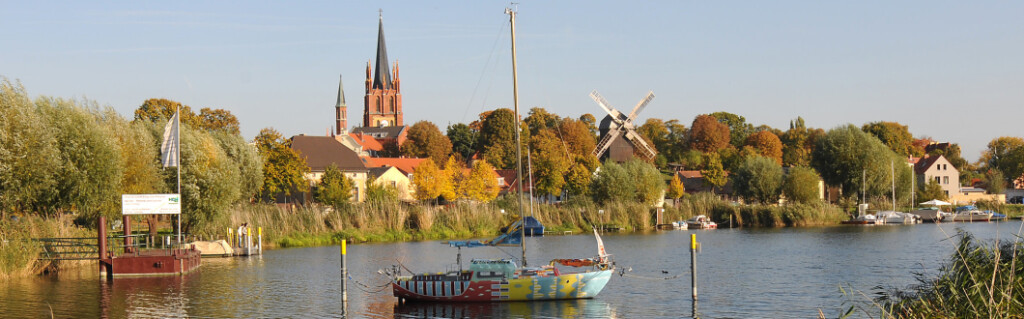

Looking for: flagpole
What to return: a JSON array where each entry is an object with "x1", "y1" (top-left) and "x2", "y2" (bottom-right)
[{"x1": 176, "y1": 106, "x2": 181, "y2": 245}]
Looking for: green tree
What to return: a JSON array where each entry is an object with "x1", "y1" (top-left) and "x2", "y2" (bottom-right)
[
  {"x1": 0, "y1": 79, "x2": 60, "y2": 215},
  {"x1": 862, "y1": 121, "x2": 921, "y2": 157},
  {"x1": 916, "y1": 179, "x2": 947, "y2": 203},
  {"x1": 365, "y1": 175, "x2": 399, "y2": 204},
  {"x1": 403, "y1": 121, "x2": 453, "y2": 165},
  {"x1": 983, "y1": 169, "x2": 1006, "y2": 194},
  {"x1": 210, "y1": 130, "x2": 263, "y2": 202},
  {"x1": 701, "y1": 152, "x2": 728, "y2": 192},
  {"x1": 732, "y1": 156, "x2": 784, "y2": 204},
  {"x1": 681, "y1": 149, "x2": 704, "y2": 170},
  {"x1": 624, "y1": 160, "x2": 665, "y2": 205},
  {"x1": 782, "y1": 166, "x2": 821, "y2": 204},
  {"x1": 525, "y1": 107, "x2": 561, "y2": 135},
  {"x1": 579, "y1": 113, "x2": 598, "y2": 137},
  {"x1": 981, "y1": 137, "x2": 1024, "y2": 186},
  {"x1": 689, "y1": 114, "x2": 730, "y2": 153},
  {"x1": 591, "y1": 161, "x2": 631, "y2": 204},
  {"x1": 463, "y1": 160, "x2": 500, "y2": 202},
  {"x1": 744, "y1": 131, "x2": 783, "y2": 165},
  {"x1": 447, "y1": 123, "x2": 477, "y2": 161},
  {"x1": 812, "y1": 124, "x2": 913, "y2": 201},
  {"x1": 316, "y1": 165, "x2": 353, "y2": 208},
  {"x1": 413, "y1": 158, "x2": 442, "y2": 202},
  {"x1": 198, "y1": 107, "x2": 241, "y2": 134},
  {"x1": 254, "y1": 128, "x2": 309, "y2": 201},
  {"x1": 478, "y1": 108, "x2": 530, "y2": 169},
  {"x1": 177, "y1": 125, "x2": 241, "y2": 232},
  {"x1": 709, "y1": 111, "x2": 753, "y2": 148},
  {"x1": 565, "y1": 157, "x2": 597, "y2": 197},
  {"x1": 37, "y1": 97, "x2": 123, "y2": 220}
]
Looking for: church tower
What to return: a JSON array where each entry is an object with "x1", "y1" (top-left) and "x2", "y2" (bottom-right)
[
  {"x1": 364, "y1": 13, "x2": 402, "y2": 127},
  {"x1": 335, "y1": 74, "x2": 347, "y2": 135}
]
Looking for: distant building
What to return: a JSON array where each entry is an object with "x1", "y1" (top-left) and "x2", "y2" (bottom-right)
[
  {"x1": 368, "y1": 166, "x2": 414, "y2": 201},
  {"x1": 913, "y1": 155, "x2": 959, "y2": 197},
  {"x1": 288, "y1": 135, "x2": 369, "y2": 204},
  {"x1": 676, "y1": 170, "x2": 733, "y2": 197},
  {"x1": 363, "y1": 13, "x2": 403, "y2": 128}
]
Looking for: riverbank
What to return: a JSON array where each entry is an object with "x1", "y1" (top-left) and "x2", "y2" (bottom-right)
[{"x1": 0, "y1": 214, "x2": 91, "y2": 281}]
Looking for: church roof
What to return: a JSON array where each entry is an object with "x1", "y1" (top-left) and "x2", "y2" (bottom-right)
[
  {"x1": 336, "y1": 74, "x2": 346, "y2": 107},
  {"x1": 373, "y1": 15, "x2": 392, "y2": 90}
]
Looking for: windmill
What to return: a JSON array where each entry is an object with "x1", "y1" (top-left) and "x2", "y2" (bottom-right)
[{"x1": 591, "y1": 90, "x2": 657, "y2": 161}]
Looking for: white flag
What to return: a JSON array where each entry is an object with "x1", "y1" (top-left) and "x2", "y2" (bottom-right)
[{"x1": 160, "y1": 111, "x2": 179, "y2": 167}]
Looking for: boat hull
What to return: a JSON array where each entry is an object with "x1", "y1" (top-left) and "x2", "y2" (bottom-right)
[{"x1": 393, "y1": 269, "x2": 613, "y2": 302}]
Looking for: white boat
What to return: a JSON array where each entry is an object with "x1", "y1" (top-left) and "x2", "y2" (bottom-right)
[
  {"x1": 686, "y1": 215, "x2": 717, "y2": 229},
  {"x1": 876, "y1": 210, "x2": 920, "y2": 224},
  {"x1": 943, "y1": 206, "x2": 993, "y2": 222},
  {"x1": 670, "y1": 221, "x2": 689, "y2": 230},
  {"x1": 840, "y1": 213, "x2": 879, "y2": 225}
]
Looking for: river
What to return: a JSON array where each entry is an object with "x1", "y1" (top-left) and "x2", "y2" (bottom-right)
[{"x1": 2, "y1": 221, "x2": 1022, "y2": 318}]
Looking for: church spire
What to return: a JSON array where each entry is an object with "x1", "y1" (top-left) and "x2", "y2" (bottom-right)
[
  {"x1": 373, "y1": 11, "x2": 392, "y2": 90},
  {"x1": 335, "y1": 74, "x2": 347, "y2": 135}
]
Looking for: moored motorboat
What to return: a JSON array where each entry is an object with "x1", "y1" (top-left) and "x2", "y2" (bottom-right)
[
  {"x1": 944, "y1": 205, "x2": 994, "y2": 222},
  {"x1": 876, "y1": 210, "x2": 920, "y2": 224},
  {"x1": 686, "y1": 215, "x2": 717, "y2": 229},
  {"x1": 840, "y1": 214, "x2": 879, "y2": 225}
]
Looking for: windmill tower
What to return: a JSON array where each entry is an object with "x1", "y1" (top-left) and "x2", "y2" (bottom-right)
[{"x1": 591, "y1": 90, "x2": 657, "y2": 162}]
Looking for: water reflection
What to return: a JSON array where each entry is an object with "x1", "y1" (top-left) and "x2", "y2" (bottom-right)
[{"x1": 392, "y1": 298, "x2": 618, "y2": 319}]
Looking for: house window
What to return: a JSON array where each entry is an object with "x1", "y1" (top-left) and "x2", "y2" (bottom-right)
[
  {"x1": 391, "y1": 181, "x2": 397, "y2": 188},
  {"x1": 377, "y1": 99, "x2": 383, "y2": 113},
  {"x1": 943, "y1": 176, "x2": 949, "y2": 184},
  {"x1": 389, "y1": 98, "x2": 395, "y2": 113},
  {"x1": 935, "y1": 176, "x2": 941, "y2": 184}
]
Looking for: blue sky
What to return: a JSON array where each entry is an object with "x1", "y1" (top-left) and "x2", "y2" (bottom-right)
[{"x1": 2, "y1": 1, "x2": 1022, "y2": 161}]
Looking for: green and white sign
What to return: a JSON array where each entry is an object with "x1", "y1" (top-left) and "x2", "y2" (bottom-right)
[{"x1": 122, "y1": 194, "x2": 181, "y2": 215}]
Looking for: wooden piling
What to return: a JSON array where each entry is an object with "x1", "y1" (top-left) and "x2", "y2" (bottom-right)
[
  {"x1": 122, "y1": 215, "x2": 132, "y2": 253},
  {"x1": 691, "y1": 233, "x2": 698, "y2": 300}
]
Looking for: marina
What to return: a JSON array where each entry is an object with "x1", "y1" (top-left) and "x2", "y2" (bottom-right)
[{"x1": 4, "y1": 221, "x2": 1021, "y2": 318}]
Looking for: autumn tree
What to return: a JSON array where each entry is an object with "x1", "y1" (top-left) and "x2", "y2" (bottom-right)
[
  {"x1": 709, "y1": 112, "x2": 753, "y2": 148},
  {"x1": 316, "y1": 165, "x2": 353, "y2": 208},
  {"x1": 781, "y1": 117, "x2": 812, "y2": 167},
  {"x1": 565, "y1": 156, "x2": 598, "y2": 197},
  {"x1": 463, "y1": 160, "x2": 500, "y2": 202},
  {"x1": 530, "y1": 130, "x2": 570, "y2": 200},
  {"x1": 701, "y1": 152, "x2": 728, "y2": 192},
  {"x1": 447, "y1": 123, "x2": 477, "y2": 161},
  {"x1": 412, "y1": 158, "x2": 442, "y2": 202},
  {"x1": 666, "y1": 174, "x2": 686, "y2": 206},
  {"x1": 689, "y1": 114, "x2": 730, "y2": 153},
  {"x1": 134, "y1": 98, "x2": 201, "y2": 127},
  {"x1": 557, "y1": 117, "x2": 597, "y2": 159},
  {"x1": 441, "y1": 156, "x2": 465, "y2": 201},
  {"x1": 402, "y1": 121, "x2": 453, "y2": 165},
  {"x1": 984, "y1": 169, "x2": 1006, "y2": 194},
  {"x1": 198, "y1": 107, "x2": 240, "y2": 134},
  {"x1": 744, "y1": 131, "x2": 783, "y2": 165},
  {"x1": 862, "y1": 121, "x2": 922, "y2": 157},
  {"x1": 255, "y1": 128, "x2": 309, "y2": 201},
  {"x1": 782, "y1": 166, "x2": 821, "y2": 204}
]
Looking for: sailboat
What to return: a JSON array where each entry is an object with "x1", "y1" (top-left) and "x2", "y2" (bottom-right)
[
  {"x1": 876, "y1": 161, "x2": 920, "y2": 225},
  {"x1": 389, "y1": 7, "x2": 615, "y2": 302}
]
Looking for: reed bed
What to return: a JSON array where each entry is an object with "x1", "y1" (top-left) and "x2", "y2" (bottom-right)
[{"x1": 0, "y1": 214, "x2": 90, "y2": 280}]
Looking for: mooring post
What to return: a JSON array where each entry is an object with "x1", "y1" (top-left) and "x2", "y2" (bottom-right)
[
  {"x1": 341, "y1": 239, "x2": 348, "y2": 315},
  {"x1": 122, "y1": 215, "x2": 132, "y2": 254},
  {"x1": 98, "y1": 217, "x2": 108, "y2": 276},
  {"x1": 691, "y1": 233, "x2": 698, "y2": 301},
  {"x1": 257, "y1": 227, "x2": 263, "y2": 254}
]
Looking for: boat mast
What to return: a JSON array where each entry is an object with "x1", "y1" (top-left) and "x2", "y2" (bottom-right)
[
  {"x1": 891, "y1": 161, "x2": 896, "y2": 211},
  {"x1": 506, "y1": 6, "x2": 527, "y2": 267}
]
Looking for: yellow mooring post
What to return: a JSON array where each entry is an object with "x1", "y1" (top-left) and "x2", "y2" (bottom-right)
[
  {"x1": 691, "y1": 233, "x2": 698, "y2": 300},
  {"x1": 341, "y1": 239, "x2": 348, "y2": 315},
  {"x1": 227, "y1": 228, "x2": 233, "y2": 247},
  {"x1": 257, "y1": 227, "x2": 262, "y2": 254}
]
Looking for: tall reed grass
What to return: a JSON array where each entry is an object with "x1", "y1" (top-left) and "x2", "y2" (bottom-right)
[{"x1": 0, "y1": 214, "x2": 90, "y2": 280}]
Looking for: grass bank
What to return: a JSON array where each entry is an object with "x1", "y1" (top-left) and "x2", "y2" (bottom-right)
[
  {"x1": 0, "y1": 214, "x2": 91, "y2": 281},
  {"x1": 842, "y1": 229, "x2": 1024, "y2": 318}
]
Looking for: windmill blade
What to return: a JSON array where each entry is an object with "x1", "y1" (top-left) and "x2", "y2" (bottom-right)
[
  {"x1": 625, "y1": 129, "x2": 657, "y2": 159},
  {"x1": 592, "y1": 128, "x2": 623, "y2": 158},
  {"x1": 590, "y1": 90, "x2": 624, "y2": 120},
  {"x1": 625, "y1": 91, "x2": 655, "y2": 123}
]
